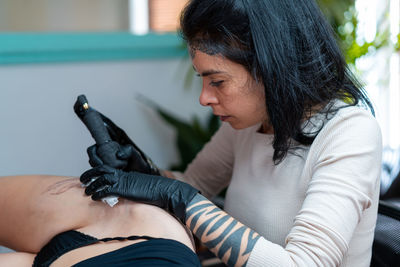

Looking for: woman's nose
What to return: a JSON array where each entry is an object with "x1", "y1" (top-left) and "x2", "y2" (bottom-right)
[{"x1": 199, "y1": 86, "x2": 218, "y2": 106}]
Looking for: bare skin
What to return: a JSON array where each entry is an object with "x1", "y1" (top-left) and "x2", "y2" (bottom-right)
[
  {"x1": 191, "y1": 50, "x2": 271, "y2": 133},
  {"x1": 0, "y1": 175, "x2": 195, "y2": 266}
]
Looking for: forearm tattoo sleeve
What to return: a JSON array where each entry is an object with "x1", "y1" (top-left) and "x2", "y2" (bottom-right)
[{"x1": 186, "y1": 194, "x2": 261, "y2": 267}]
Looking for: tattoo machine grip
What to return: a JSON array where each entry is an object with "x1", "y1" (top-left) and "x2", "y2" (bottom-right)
[{"x1": 74, "y1": 94, "x2": 127, "y2": 169}]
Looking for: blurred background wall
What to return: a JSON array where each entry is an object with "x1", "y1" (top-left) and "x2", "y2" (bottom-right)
[
  {"x1": 0, "y1": 0, "x2": 205, "y2": 177},
  {"x1": 0, "y1": 58, "x2": 206, "y2": 176},
  {"x1": 0, "y1": 0, "x2": 130, "y2": 32}
]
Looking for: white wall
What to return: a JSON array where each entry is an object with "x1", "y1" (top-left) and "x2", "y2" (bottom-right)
[{"x1": 0, "y1": 58, "x2": 207, "y2": 177}]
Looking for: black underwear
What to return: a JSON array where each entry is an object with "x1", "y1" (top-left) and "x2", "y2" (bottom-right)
[
  {"x1": 72, "y1": 237, "x2": 202, "y2": 266},
  {"x1": 33, "y1": 230, "x2": 201, "y2": 267}
]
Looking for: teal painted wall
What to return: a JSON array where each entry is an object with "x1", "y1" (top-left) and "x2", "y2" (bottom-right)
[{"x1": 0, "y1": 32, "x2": 187, "y2": 64}]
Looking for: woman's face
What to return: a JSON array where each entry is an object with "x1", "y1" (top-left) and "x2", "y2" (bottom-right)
[{"x1": 191, "y1": 49, "x2": 268, "y2": 130}]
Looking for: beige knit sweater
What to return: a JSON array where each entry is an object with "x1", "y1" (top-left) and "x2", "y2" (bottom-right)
[{"x1": 174, "y1": 104, "x2": 382, "y2": 266}]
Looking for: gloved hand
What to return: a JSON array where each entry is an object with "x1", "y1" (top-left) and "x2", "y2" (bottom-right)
[
  {"x1": 87, "y1": 112, "x2": 161, "y2": 175},
  {"x1": 80, "y1": 165, "x2": 199, "y2": 223}
]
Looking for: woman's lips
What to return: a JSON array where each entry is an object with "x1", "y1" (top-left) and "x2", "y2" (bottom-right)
[{"x1": 219, "y1": 115, "x2": 230, "y2": 121}]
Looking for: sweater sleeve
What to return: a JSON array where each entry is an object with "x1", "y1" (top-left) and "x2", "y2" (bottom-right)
[
  {"x1": 247, "y1": 108, "x2": 382, "y2": 266},
  {"x1": 173, "y1": 122, "x2": 235, "y2": 199}
]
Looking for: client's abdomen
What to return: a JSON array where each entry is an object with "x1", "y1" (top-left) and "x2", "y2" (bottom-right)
[
  {"x1": 51, "y1": 188, "x2": 195, "y2": 266},
  {"x1": 0, "y1": 175, "x2": 194, "y2": 262}
]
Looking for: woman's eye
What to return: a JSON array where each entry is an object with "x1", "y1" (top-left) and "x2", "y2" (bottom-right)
[{"x1": 210, "y1": 80, "x2": 224, "y2": 87}]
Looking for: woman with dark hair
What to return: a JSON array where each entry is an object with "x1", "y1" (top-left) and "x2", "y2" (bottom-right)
[{"x1": 82, "y1": 0, "x2": 382, "y2": 266}]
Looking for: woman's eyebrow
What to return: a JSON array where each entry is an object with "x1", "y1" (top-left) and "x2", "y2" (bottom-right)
[
  {"x1": 200, "y1": 70, "x2": 225, "y2": 77},
  {"x1": 196, "y1": 70, "x2": 226, "y2": 78},
  {"x1": 192, "y1": 66, "x2": 227, "y2": 77}
]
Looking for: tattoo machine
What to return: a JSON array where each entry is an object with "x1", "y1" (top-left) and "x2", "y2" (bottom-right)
[{"x1": 74, "y1": 94, "x2": 125, "y2": 207}]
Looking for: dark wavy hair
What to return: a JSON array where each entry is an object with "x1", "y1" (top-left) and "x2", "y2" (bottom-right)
[{"x1": 180, "y1": 0, "x2": 374, "y2": 164}]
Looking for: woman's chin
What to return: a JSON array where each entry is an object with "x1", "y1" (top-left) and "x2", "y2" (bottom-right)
[
  {"x1": 227, "y1": 120, "x2": 265, "y2": 131},
  {"x1": 226, "y1": 121, "x2": 246, "y2": 130}
]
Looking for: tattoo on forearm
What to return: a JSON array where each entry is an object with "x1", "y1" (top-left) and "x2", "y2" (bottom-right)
[{"x1": 186, "y1": 194, "x2": 261, "y2": 267}]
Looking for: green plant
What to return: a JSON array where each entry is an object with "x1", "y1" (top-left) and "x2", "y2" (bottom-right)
[
  {"x1": 317, "y1": 0, "x2": 355, "y2": 29},
  {"x1": 138, "y1": 96, "x2": 220, "y2": 171},
  {"x1": 161, "y1": 111, "x2": 220, "y2": 171},
  {"x1": 336, "y1": 6, "x2": 389, "y2": 64},
  {"x1": 317, "y1": 0, "x2": 390, "y2": 65}
]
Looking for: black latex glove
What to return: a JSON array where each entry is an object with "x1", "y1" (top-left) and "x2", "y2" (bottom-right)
[
  {"x1": 80, "y1": 165, "x2": 199, "y2": 224},
  {"x1": 87, "y1": 112, "x2": 161, "y2": 175}
]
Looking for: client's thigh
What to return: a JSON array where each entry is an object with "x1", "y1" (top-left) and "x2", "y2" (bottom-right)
[
  {"x1": 0, "y1": 176, "x2": 194, "y2": 254},
  {"x1": 0, "y1": 175, "x2": 88, "y2": 252},
  {"x1": 0, "y1": 252, "x2": 35, "y2": 267}
]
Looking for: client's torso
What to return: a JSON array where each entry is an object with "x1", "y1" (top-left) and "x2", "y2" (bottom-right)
[
  {"x1": 51, "y1": 200, "x2": 195, "y2": 266},
  {"x1": 18, "y1": 176, "x2": 195, "y2": 266}
]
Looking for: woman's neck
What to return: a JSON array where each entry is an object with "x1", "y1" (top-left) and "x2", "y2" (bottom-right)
[{"x1": 259, "y1": 121, "x2": 274, "y2": 134}]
